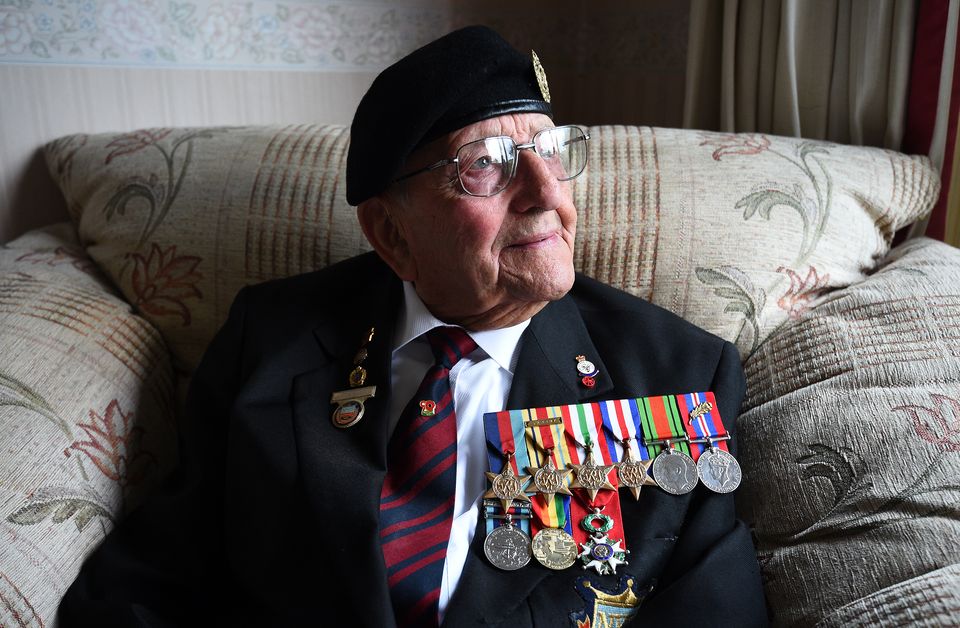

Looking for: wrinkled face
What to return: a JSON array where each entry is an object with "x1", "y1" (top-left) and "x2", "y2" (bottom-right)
[{"x1": 381, "y1": 113, "x2": 578, "y2": 327}]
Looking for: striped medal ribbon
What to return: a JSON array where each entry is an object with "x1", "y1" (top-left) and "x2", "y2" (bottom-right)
[
  {"x1": 637, "y1": 395, "x2": 699, "y2": 495},
  {"x1": 597, "y1": 399, "x2": 658, "y2": 500},
  {"x1": 677, "y1": 391, "x2": 730, "y2": 460},
  {"x1": 561, "y1": 404, "x2": 626, "y2": 545},
  {"x1": 678, "y1": 391, "x2": 742, "y2": 493},
  {"x1": 523, "y1": 406, "x2": 574, "y2": 533},
  {"x1": 483, "y1": 410, "x2": 533, "y2": 537}
]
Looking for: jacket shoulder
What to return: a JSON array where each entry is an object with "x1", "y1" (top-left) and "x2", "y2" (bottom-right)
[{"x1": 569, "y1": 273, "x2": 729, "y2": 353}]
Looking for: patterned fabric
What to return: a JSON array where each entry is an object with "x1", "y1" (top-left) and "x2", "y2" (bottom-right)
[
  {"x1": 0, "y1": 223, "x2": 176, "y2": 626},
  {"x1": 737, "y1": 237, "x2": 960, "y2": 626},
  {"x1": 380, "y1": 327, "x2": 477, "y2": 627},
  {"x1": 43, "y1": 125, "x2": 939, "y2": 371},
  {"x1": 816, "y1": 563, "x2": 960, "y2": 627}
]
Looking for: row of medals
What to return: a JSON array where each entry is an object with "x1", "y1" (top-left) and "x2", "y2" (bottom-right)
[{"x1": 482, "y1": 434, "x2": 742, "y2": 573}]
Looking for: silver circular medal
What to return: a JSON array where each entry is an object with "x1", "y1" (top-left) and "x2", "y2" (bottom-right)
[
  {"x1": 696, "y1": 447, "x2": 742, "y2": 493},
  {"x1": 484, "y1": 522, "x2": 531, "y2": 571},
  {"x1": 652, "y1": 449, "x2": 698, "y2": 495},
  {"x1": 531, "y1": 527, "x2": 578, "y2": 570}
]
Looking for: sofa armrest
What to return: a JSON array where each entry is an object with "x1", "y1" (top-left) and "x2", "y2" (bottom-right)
[
  {"x1": 0, "y1": 223, "x2": 176, "y2": 625},
  {"x1": 736, "y1": 237, "x2": 960, "y2": 626}
]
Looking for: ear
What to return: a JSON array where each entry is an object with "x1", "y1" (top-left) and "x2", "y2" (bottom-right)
[{"x1": 357, "y1": 196, "x2": 418, "y2": 281}]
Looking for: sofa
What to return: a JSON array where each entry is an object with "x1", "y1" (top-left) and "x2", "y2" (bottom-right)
[{"x1": 1, "y1": 124, "x2": 958, "y2": 626}]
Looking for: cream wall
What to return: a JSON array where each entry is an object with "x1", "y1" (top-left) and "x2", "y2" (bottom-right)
[
  {"x1": 0, "y1": 64, "x2": 381, "y2": 241},
  {"x1": 0, "y1": 0, "x2": 690, "y2": 243}
]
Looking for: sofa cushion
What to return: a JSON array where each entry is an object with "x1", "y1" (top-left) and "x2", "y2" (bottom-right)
[
  {"x1": 0, "y1": 223, "x2": 176, "y2": 626},
  {"x1": 44, "y1": 125, "x2": 939, "y2": 372},
  {"x1": 737, "y1": 237, "x2": 960, "y2": 626}
]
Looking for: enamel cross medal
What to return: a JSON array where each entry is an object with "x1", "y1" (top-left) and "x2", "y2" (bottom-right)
[{"x1": 330, "y1": 327, "x2": 377, "y2": 428}]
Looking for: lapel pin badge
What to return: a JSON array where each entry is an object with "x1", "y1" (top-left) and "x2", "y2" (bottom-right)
[
  {"x1": 330, "y1": 327, "x2": 377, "y2": 429},
  {"x1": 575, "y1": 355, "x2": 599, "y2": 389}
]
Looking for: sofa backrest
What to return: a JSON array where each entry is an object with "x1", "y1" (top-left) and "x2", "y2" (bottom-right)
[{"x1": 45, "y1": 124, "x2": 939, "y2": 372}]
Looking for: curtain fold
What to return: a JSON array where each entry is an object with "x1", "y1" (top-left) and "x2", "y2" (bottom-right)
[{"x1": 684, "y1": 0, "x2": 916, "y2": 150}]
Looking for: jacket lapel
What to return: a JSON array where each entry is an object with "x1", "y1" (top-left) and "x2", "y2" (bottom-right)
[
  {"x1": 443, "y1": 295, "x2": 614, "y2": 626},
  {"x1": 290, "y1": 262, "x2": 401, "y2": 624}
]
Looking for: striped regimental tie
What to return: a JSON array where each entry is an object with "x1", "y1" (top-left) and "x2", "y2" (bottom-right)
[{"x1": 379, "y1": 326, "x2": 478, "y2": 627}]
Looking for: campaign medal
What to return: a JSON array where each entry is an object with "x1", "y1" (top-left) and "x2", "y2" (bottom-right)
[
  {"x1": 330, "y1": 327, "x2": 377, "y2": 428},
  {"x1": 651, "y1": 440, "x2": 698, "y2": 495},
  {"x1": 616, "y1": 438, "x2": 658, "y2": 500},
  {"x1": 578, "y1": 508, "x2": 629, "y2": 575},
  {"x1": 529, "y1": 456, "x2": 574, "y2": 499},
  {"x1": 531, "y1": 526, "x2": 578, "y2": 570},
  {"x1": 484, "y1": 451, "x2": 532, "y2": 513},
  {"x1": 569, "y1": 442, "x2": 616, "y2": 502},
  {"x1": 677, "y1": 392, "x2": 740, "y2": 492},
  {"x1": 523, "y1": 411, "x2": 577, "y2": 569},
  {"x1": 484, "y1": 512, "x2": 532, "y2": 571},
  {"x1": 697, "y1": 437, "x2": 742, "y2": 493},
  {"x1": 575, "y1": 355, "x2": 599, "y2": 389}
]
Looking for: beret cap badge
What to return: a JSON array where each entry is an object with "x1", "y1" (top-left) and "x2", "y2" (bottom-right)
[{"x1": 532, "y1": 50, "x2": 551, "y2": 103}]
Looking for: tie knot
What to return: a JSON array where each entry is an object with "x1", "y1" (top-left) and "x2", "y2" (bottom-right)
[{"x1": 426, "y1": 326, "x2": 478, "y2": 369}]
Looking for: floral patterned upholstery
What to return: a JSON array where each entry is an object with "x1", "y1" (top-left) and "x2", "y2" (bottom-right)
[{"x1": 0, "y1": 124, "x2": 956, "y2": 626}]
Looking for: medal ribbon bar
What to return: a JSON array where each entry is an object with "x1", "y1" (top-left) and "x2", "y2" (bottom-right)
[
  {"x1": 560, "y1": 403, "x2": 626, "y2": 548},
  {"x1": 636, "y1": 395, "x2": 692, "y2": 458},
  {"x1": 482, "y1": 409, "x2": 533, "y2": 535},
  {"x1": 677, "y1": 391, "x2": 730, "y2": 461},
  {"x1": 525, "y1": 406, "x2": 573, "y2": 532}
]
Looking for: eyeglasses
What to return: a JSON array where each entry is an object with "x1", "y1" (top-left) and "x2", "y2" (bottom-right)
[{"x1": 395, "y1": 125, "x2": 590, "y2": 197}]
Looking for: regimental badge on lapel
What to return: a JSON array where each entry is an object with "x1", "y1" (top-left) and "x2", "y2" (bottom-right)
[{"x1": 569, "y1": 574, "x2": 652, "y2": 628}]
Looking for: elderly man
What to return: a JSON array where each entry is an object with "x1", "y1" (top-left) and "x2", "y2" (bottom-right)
[{"x1": 60, "y1": 26, "x2": 767, "y2": 627}]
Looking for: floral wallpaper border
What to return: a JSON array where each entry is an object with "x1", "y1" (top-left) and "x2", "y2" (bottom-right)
[{"x1": 0, "y1": 0, "x2": 451, "y2": 69}]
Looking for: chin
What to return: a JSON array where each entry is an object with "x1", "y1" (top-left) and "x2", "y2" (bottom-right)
[{"x1": 516, "y1": 265, "x2": 576, "y2": 303}]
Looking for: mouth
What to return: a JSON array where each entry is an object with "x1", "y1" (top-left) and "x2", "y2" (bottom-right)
[{"x1": 507, "y1": 230, "x2": 562, "y2": 250}]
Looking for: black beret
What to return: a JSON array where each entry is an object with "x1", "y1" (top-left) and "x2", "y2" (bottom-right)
[{"x1": 345, "y1": 25, "x2": 552, "y2": 205}]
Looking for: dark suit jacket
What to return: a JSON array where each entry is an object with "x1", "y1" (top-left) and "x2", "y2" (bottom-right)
[{"x1": 60, "y1": 252, "x2": 768, "y2": 627}]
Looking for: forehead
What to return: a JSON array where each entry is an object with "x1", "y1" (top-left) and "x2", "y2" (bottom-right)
[{"x1": 444, "y1": 112, "x2": 555, "y2": 153}]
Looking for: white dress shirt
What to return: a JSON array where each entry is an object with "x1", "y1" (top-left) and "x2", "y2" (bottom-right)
[{"x1": 389, "y1": 282, "x2": 529, "y2": 622}]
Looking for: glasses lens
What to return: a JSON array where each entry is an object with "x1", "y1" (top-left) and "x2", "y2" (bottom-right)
[
  {"x1": 536, "y1": 126, "x2": 588, "y2": 181},
  {"x1": 456, "y1": 137, "x2": 515, "y2": 196}
]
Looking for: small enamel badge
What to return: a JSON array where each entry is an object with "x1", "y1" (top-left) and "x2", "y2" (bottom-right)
[
  {"x1": 575, "y1": 355, "x2": 599, "y2": 389},
  {"x1": 419, "y1": 400, "x2": 437, "y2": 417}
]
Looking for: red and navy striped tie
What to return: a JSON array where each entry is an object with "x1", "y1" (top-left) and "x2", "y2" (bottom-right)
[{"x1": 379, "y1": 326, "x2": 478, "y2": 627}]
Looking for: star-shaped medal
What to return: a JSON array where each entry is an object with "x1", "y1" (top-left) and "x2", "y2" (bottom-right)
[
  {"x1": 484, "y1": 455, "x2": 532, "y2": 513},
  {"x1": 616, "y1": 444, "x2": 658, "y2": 500},
  {"x1": 569, "y1": 445, "x2": 616, "y2": 502},
  {"x1": 526, "y1": 455, "x2": 573, "y2": 499}
]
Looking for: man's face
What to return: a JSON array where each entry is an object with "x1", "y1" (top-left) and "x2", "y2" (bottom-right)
[{"x1": 383, "y1": 113, "x2": 578, "y2": 329}]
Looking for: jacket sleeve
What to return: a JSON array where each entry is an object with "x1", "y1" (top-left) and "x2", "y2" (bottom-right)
[
  {"x1": 58, "y1": 288, "x2": 250, "y2": 627},
  {"x1": 632, "y1": 340, "x2": 769, "y2": 627}
]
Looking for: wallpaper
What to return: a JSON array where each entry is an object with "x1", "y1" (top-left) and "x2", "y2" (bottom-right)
[{"x1": 0, "y1": 0, "x2": 450, "y2": 69}]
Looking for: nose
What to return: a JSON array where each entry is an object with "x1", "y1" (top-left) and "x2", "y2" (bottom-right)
[{"x1": 509, "y1": 146, "x2": 566, "y2": 213}]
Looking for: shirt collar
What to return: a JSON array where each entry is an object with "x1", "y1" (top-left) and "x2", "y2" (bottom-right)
[{"x1": 395, "y1": 281, "x2": 530, "y2": 374}]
